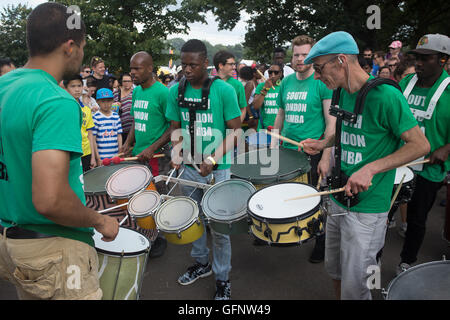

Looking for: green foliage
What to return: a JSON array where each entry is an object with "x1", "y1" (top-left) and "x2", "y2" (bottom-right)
[{"x1": 0, "y1": 4, "x2": 32, "y2": 67}]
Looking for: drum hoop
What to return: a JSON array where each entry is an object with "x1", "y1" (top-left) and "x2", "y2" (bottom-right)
[
  {"x1": 155, "y1": 196, "x2": 199, "y2": 233},
  {"x1": 127, "y1": 190, "x2": 161, "y2": 217},
  {"x1": 385, "y1": 260, "x2": 450, "y2": 299},
  {"x1": 94, "y1": 227, "x2": 151, "y2": 256},
  {"x1": 247, "y1": 182, "x2": 322, "y2": 223},
  {"x1": 105, "y1": 165, "x2": 153, "y2": 199},
  {"x1": 201, "y1": 179, "x2": 256, "y2": 223}
]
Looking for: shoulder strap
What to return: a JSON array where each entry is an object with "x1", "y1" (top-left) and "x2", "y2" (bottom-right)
[
  {"x1": 354, "y1": 77, "x2": 402, "y2": 116},
  {"x1": 403, "y1": 74, "x2": 418, "y2": 99}
]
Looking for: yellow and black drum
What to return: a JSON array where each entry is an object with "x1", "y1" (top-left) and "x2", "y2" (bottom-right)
[
  {"x1": 231, "y1": 147, "x2": 311, "y2": 189},
  {"x1": 247, "y1": 182, "x2": 324, "y2": 245}
]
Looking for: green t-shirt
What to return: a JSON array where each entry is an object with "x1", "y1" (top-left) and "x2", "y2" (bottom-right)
[
  {"x1": 255, "y1": 82, "x2": 281, "y2": 130},
  {"x1": 331, "y1": 76, "x2": 418, "y2": 213},
  {"x1": 226, "y1": 77, "x2": 247, "y2": 110},
  {"x1": 165, "y1": 78, "x2": 241, "y2": 170},
  {"x1": 0, "y1": 69, "x2": 93, "y2": 246},
  {"x1": 130, "y1": 81, "x2": 170, "y2": 156},
  {"x1": 399, "y1": 71, "x2": 450, "y2": 182},
  {"x1": 277, "y1": 73, "x2": 332, "y2": 149}
]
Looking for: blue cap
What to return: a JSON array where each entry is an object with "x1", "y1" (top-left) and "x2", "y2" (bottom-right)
[
  {"x1": 304, "y1": 31, "x2": 359, "y2": 65},
  {"x1": 96, "y1": 88, "x2": 114, "y2": 100}
]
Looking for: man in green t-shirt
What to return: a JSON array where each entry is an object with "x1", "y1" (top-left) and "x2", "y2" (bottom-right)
[
  {"x1": 301, "y1": 31, "x2": 429, "y2": 300},
  {"x1": 213, "y1": 50, "x2": 248, "y2": 123},
  {"x1": 166, "y1": 40, "x2": 242, "y2": 300},
  {"x1": 121, "y1": 51, "x2": 172, "y2": 258},
  {"x1": 271, "y1": 35, "x2": 335, "y2": 264},
  {"x1": 0, "y1": 3, "x2": 118, "y2": 300},
  {"x1": 397, "y1": 34, "x2": 450, "y2": 274}
]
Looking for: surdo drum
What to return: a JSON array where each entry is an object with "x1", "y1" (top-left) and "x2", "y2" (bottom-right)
[
  {"x1": 392, "y1": 166, "x2": 416, "y2": 207},
  {"x1": 247, "y1": 182, "x2": 324, "y2": 245},
  {"x1": 231, "y1": 148, "x2": 311, "y2": 189},
  {"x1": 93, "y1": 227, "x2": 150, "y2": 300}
]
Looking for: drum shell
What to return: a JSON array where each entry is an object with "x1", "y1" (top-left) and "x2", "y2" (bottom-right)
[
  {"x1": 162, "y1": 219, "x2": 204, "y2": 245},
  {"x1": 247, "y1": 182, "x2": 324, "y2": 244},
  {"x1": 392, "y1": 168, "x2": 416, "y2": 206},
  {"x1": 207, "y1": 216, "x2": 250, "y2": 235}
]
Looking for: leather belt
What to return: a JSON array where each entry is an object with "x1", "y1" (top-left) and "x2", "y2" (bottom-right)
[{"x1": 0, "y1": 226, "x2": 55, "y2": 239}]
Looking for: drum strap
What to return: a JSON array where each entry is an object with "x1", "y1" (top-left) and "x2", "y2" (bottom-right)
[
  {"x1": 177, "y1": 76, "x2": 219, "y2": 164},
  {"x1": 329, "y1": 78, "x2": 402, "y2": 208}
]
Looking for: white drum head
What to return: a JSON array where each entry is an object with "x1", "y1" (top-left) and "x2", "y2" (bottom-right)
[
  {"x1": 155, "y1": 197, "x2": 199, "y2": 232},
  {"x1": 106, "y1": 165, "x2": 152, "y2": 199},
  {"x1": 394, "y1": 167, "x2": 414, "y2": 184},
  {"x1": 94, "y1": 227, "x2": 150, "y2": 256},
  {"x1": 248, "y1": 183, "x2": 321, "y2": 220},
  {"x1": 128, "y1": 190, "x2": 160, "y2": 217}
]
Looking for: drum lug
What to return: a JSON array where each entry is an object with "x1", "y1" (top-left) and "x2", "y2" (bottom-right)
[
  {"x1": 177, "y1": 231, "x2": 182, "y2": 239},
  {"x1": 381, "y1": 288, "x2": 388, "y2": 299},
  {"x1": 295, "y1": 227, "x2": 303, "y2": 238}
]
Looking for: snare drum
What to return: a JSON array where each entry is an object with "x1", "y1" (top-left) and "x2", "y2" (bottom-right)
[
  {"x1": 127, "y1": 190, "x2": 160, "y2": 230},
  {"x1": 392, "y1": 166, "x2": 416, "y2": 206},
  {"x1": 231, "y1": 147, "x2": 311, "y2": 189},
  {"x1": 248, "y1": 182, "x2": 324, "y2": 245},
  {"x1": 384, "y1": 260, "x2": 450, "y2": 300},
  {"x1": 155, "y1": 197, "x2": 204, "y2": 245},
  {"x1": 94, "y1": 227, "x2": 150, "y2": 300},
  {"x1": 201, "y1": 179, "x2": 256, "y2": 235}
]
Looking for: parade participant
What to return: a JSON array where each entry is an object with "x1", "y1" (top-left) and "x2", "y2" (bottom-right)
[
  {"x1": 271, "y1": 35, "x2": 335, "y2": 263},
  {"x1": 213, "y1": 50, "x2": 248, "y2": 122},
  {"x1": 264, "y1": 47, "x2": 295, "y2": 78},
  {"x1": 252, "y1": 62, "x2": 283, "y2": 130},
  {"x1": 397, "y1": 34, "x2": 450, "y2": 274},
  {"x1": 121, "y1": 52, "x2": 172, "y2": 258},
  {"x1": 301, "y1": 31, "x2": 429, "y2": 300},
  {"x1": 166, "y1": 39, "x2": 242, "y2": 300},
  {"x1": 0, "y1": 2, "x2": 118, "y2": 300}
]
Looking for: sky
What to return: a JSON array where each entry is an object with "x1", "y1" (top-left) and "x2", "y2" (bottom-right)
[{"x1": 1, "y1": 0, "x2": 248, "y2": 46}]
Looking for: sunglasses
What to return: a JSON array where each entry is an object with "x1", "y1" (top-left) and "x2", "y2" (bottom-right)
[
  {"x1": 388, "y1": 64, "x2": 397, "y2": 67},
  {"x1": 268, "y1": 70, "x2": 280, "y2": 75}
]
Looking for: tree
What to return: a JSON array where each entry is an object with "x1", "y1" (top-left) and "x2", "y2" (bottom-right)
[
  {"x1": 183, "y1": 0, "x2": 450, "y2": 62},
  {"x1": 0, "y1": 4, "x2": 32, "y2": 67},
  {"x1": 55, "y1": 0, "x2": 207, "y2": 73}
]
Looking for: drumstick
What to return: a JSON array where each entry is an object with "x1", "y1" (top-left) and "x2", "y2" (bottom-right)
[
  {"x1": 102, "y1": 154, "x2": 165, "y2": 166},
  {"x1": 266, "y1": 131, "x2": 304, "y2": 149},
  {"x1": 252, "y1": 64, "x2": 275, "y2": 90},
  {"x1": 285, "y1": 183, "x2": 373, "y2": 202},
  {"x1": 401, "y1": 158, "x2": 430, "y2": 168},
  {"x1": 119, "y1": 215, "x2": 129, "y2": 226},
  {"x1": 390, "y1": 173, "x2": 406, "y2": 211},
  {"x1": 98, "y1": 202, "x2": 129, "y2": 214},
  {"x1": 316, "y1": 174, "x2": 323, "y2": 190}
]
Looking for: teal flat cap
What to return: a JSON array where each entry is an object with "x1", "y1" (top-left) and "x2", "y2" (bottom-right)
[{"x1": 304, "y1": 31, "x2": 359, "y2": 64}]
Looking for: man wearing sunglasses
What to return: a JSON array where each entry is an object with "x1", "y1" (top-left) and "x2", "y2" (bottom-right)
[
  {"x1": 301, "y1": 31, "x2": 429, "y2": 300},
  {"x1": 271, "y1": 35, "x2": 335, "y2": 264},
  {"x1": 396, "y1": 34, "x2": 450, "y2": 276}
]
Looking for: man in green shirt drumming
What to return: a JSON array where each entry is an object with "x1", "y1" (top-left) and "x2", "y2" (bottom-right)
[
  {"x1": 397, "y1": 34, "x2": 450, "y2": 275},
  {"x1": 0, "y1": 2, "x2": 119, "y2": 300},
  {"x1": 166, "y1": 39, "x2": 242, "y2": 300},
  {"x1": 121, "y1": 51, "x2": 172, "y2": 258},
  {"x1": 301, "y1": 31, "x2": 429, "y2": 300},
  {"x1": 271, "y1": 35, "x2": 336, "y2": 263}
]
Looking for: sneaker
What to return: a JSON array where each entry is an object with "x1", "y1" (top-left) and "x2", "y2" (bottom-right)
[
  {"x1": 214, "y1": 280, "x2": 231, "y2": 300},
  {"x1": 149, "y1": 237, "x2": 167, "y2": 259},
  {"x1": 397, "y1": 223, "x2": 407, "y2": 238},
  {"x1": 396, "y1": 262, "x2": 411, "y2": 276},
  {"x1": 388, "y1": 219, "x2": 396, "y2": 229},
  {"x1": 177, "y1": 262, "x2": 212, "y2": 286}
]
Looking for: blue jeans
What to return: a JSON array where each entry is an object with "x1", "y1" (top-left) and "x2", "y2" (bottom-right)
[{"x1": 179, "y1": 165, "x2": 231, "y2": 281}]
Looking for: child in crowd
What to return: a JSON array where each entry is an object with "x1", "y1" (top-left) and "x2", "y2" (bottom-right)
[
  {"x1": 63, "y1": 74, "x2": 97, "y2": 172},
  {"x1": 93, "y1": 88, "x2": 123, "y2": 163},
  {"x1": 80, "y1": 77, "x2": 100, "y2": 113}
]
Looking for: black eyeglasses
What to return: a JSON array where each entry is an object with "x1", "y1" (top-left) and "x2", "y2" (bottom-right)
[
  {"x1": 268, "y1": 70, "x2": 280, "y2": 75},
  {"x1": 313, "y1": 55, "x2": 339, "y2": 74},
  {"x1": 225, "y1": 62, "x2": 236, "y2": 67}
]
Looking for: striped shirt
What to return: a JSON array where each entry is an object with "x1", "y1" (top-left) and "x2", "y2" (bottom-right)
[
  {"x1": 92, "y1": 111, "x2": 123, "y2": 160},
  {"x1": 114, "y1": 89, "x2": 134, "y2": 134}
]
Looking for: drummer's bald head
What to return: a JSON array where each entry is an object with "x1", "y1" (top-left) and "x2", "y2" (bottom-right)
[{"x1": 130, "y1": 51, "x2": 153, "y2": 67}]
